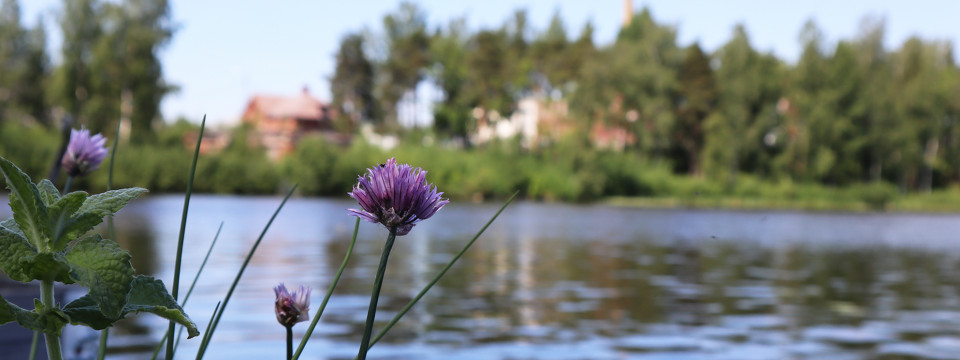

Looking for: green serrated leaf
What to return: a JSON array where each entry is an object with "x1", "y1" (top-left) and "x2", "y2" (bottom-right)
[
  {"x1": 59, "y1": 187, "x2": 147, "y2": 246},
  {"x1": 0, "y1": 157, "x2": 50, "y2": 250},
  {"x1": 65, "y1": 235, "x2": 134, "y2": 319},
  {"x1": 126, "y1": 276, "x2": 199, "y2": 338},
  {"x1": 64, "y1": 276, "x2": 200, "y2": 338},
  {"x1": 76, "y1": 187, "x2": 148, "y2": 215},
  {"x1": 36, "y1": 179, "x2": 61, "y2": 207},
  {"x1": 0, "y1": 217, "x2": 19, "y2": 233},
  {"x1": 24, "y1": 252, "x2": 73, "y2": 283},
  {"x1": 0, "y1": 292, "x2": 39, "y2": 327},
  {"x1": 48, "y1": 191, "x2": 88, "y2": 251},
  {"x1": 0, "y1": 224, "x2": 37, "y2": 282},
  {"x1": 62, "y1": 294, "x2": 115, "y2": 330}
]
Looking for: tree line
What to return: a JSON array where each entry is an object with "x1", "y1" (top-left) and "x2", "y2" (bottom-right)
[
  {"x1": 0, "y1": 0, "x2": 172, "y2": 143},
  {"x1": 331, "y1": 4, "x2": 960, "y2": 193},
  {"x1": 3, "y1": 1, "x2": 960, "y2": 199}
]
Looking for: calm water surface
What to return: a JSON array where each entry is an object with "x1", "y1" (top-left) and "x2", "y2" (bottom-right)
[{"x1": 8, "y1": 194, "x2": 960, "y2": 359}]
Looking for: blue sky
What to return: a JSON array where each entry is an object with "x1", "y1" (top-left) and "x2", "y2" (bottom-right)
[{"x1": 19, "y1": 0, "x2": 960, "y2": 126}]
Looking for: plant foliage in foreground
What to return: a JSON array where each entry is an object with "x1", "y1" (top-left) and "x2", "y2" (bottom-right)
[{"x1": 0, "y1": 156, "x2": 198, "y2": 359}]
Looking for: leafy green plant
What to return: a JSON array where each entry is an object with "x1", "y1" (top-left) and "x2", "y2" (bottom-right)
[{"x1": 0, "y1": 156, "x2": 197, "y2": 360}]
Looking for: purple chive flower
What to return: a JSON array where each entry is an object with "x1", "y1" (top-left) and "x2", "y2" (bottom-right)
[
  {"x1": 274, "y1": 283, "x2": 311, "y2": 327},
  {"x1": 348, "y1": 158, "x2": 449, "y2": 236},
  {"x1": 61, "y1": 127, "x2": 108, "y2": 177}
]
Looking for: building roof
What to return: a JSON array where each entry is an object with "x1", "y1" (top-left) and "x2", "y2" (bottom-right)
[{"x1": 247, "y1": 88, "x2": 328, "y2": 120}]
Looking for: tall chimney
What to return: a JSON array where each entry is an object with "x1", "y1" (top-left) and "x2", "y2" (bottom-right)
[{"x1": 623, "y1": 0, "x2": 633, "y2": 27}]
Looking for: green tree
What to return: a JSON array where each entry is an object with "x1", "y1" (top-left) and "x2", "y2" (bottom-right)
[
  {"x1": 52, "y1": 0, "x2": 173, "y2": 141},
  {"x1": 889, "y1": 37, "x2": 955, "y2": 191},
  {"x1": 530, "y1": 10, "x2": 570, "y2": 88},
  {"x1": 378, "y1": 1, "x2": 431, "y2": 128},
  {"x1": 463, "y1": 29, "x2": 516, "y2": 116},
  {"x1": 852, "y1": 17, "x2": 895, "y2": 184},
  {"x1": 704, "y1": 25, "x2": 784, "y2": 183},
  {"x1": 575, "y1": 8, "x2": 680, "y2": 155},
  {"x1": 331, "y1": 32, "x2": 378, "y2": 127},
  {"x1": 429, "y1": 18, "x2": 472, "y2": 143},
  {"x1": 51, "y1": 0, "x2": 101, "y2": 121},
  {"x1": 0, "y1": 0, "x2": 50, "y2": 125},
  {"x1": 674, "y1": 43, "x2": 716, "y2": 176}
]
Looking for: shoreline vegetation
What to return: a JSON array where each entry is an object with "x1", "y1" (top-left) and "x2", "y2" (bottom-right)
[
  {"x1": 3, "y1": 122, "x2": 959, "y2": 214},
  {"x1": 0, "y1": 121, "x2": 960, "y2": 212},
  {"x1": 7, "y1": 122, "x2": 960, "y2": 212}
]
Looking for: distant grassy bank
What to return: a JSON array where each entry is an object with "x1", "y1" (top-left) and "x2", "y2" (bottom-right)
[
  {"x1": 605, "y1": 189, "x2": 960, "y2": 213},
  {"x1": 2, "y1": 121, "x2": 959, "y2": 212},
  {"x1": 605, "y1": 177, "x2": 960, "y2": 213}
]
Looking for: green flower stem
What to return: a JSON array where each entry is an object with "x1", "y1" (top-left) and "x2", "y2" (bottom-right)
[
  {"x1": 352, "y1": 192, "x2": 517, "y2": 359},
  {"x1": 96, "y1": 329, "x2": 108, "y2": 360},
  {"x1": 291, "y1": 218, "x2": 360, "y2": 360},
  {"x1": 62, "y1": 176, "x2": 73, "y2": 195},
  {"x1": 286, "y1": 325, "x2": 293, "y2": 360},
  {"x1": 101, "y1": 114, "x2": 121, "y2": 360},
  {"x1": 168, "y1": 116, "x2": 205, "y2": 360},
  {"x1": 28, "y1": 330, "x2": 39, "y2": 360},
  {"x1": 40, "y1": 279, "x2": 63, "y2": 360},
  {"x1": 357, "y1": 226, "x2": 398, "y2": 360},
  {"x1": 195, "y1": 186, "x2": 297, "y2": 360}
]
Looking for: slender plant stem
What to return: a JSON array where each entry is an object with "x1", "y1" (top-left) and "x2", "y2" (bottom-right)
[
  {"x1": 30, "y1": 176, "x2": 73, "y2": 359},
  {"x1": 291, "y1": 218, "x2": 360, "y2": 360},
  {"x1": 96, "y1": 329, "x2": 108, "y2": 360},
  {"x1": 28, "y1": 330, "x2": 39, "y2": 360},
  {"x1": 40, "y1": 279, "x2": 63, "y2": 360},
  {"x1": 99, "y1": 121, "x2": 120, "y2": 360},
  {"x1": 286, "y1": 326, "x2": 293, "y2": 360},
  {"x1": 106, "y1": 118, "x2": 121, "y2": 242},
  {"x1": 357, "y1": 226, "x2": 398, "y2": 360},
  {"x1": 195, "y1": 186, "x2": 297, "y2": 359},
  {"x1": 62, "y1": 176, "x2": 73, "y2": 195},
  {"x1": 150, "y1": 222, "x2": 223, "y2": 359},
  {"x1": 182, "y1": 221, "x2": 223, "y2": 307},
  {"x1": 168, "y1": 116, "x2": 205, "y2": 360},
  {"x1": 354, "y1": 192, "x2": 517, "y2": 358}
]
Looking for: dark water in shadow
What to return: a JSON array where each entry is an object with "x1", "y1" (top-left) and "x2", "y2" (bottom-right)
[{"x1": 7, "y1": 194, "x2": 960, "y2": 359}]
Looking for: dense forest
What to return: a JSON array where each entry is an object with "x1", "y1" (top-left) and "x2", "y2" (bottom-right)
[{"x1": 2, "y1": 1, "x2": 960, "y2": 208}]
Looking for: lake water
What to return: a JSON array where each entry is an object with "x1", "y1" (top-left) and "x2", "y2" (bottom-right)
[{"x1": 6, "y1": 194, "x2": 960, "y2": 359}]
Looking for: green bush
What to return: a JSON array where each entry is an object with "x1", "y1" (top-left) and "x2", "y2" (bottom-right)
[{"x1": 850, "y1": 182, "x2": 899, "y2": 210}]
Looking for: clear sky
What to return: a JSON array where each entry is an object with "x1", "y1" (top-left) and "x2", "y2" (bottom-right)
[{"x1": 19, "y1": 0, "x2": 960, "y2": 126}]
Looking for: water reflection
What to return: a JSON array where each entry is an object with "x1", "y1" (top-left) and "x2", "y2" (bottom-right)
[{"x1": 7, "y1": 195, "x2": 960, "y2": 359}]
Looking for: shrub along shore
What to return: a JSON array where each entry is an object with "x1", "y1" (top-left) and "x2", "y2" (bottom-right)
[{"x1": 3, "y1": 121, "x2": 959, "y2": 212}]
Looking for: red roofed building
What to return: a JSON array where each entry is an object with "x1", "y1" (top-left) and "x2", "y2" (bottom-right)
[{"x1": 242, "y1": 87, "x2": 338, "y2": 160}]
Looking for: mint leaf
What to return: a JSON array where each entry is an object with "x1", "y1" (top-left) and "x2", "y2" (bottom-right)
[
  {"x1": 65, "y1": 235, "x2": 134, "y2": 319},
  {"x1": 59, "y1": 187, "x2": 147, "y2": 247},
  {"x1": 0, "y1": 157, "x2": 50, "y2": 250},
  {"x1": 36, "y1": 179, "x2": 61, "y2": 207},
  {"x1": 24, "y1": 252, "x2": 72, "y2": 283},
  {"x1": 64, "y1": 276, "x2": 200, "y2": 337},
  {"x1": 0, "y1": 217, "x2": 20, "y2": 234},
  {"x1": 125, "y1": 276, "x2": 200, "y2": 338},
  {"x1": 62, "y1": 294, "x2": 114, "y2": 330},
  {"x1": 48, "y1": 191, "x2": 88, "y2": 251},
  {"x1": 0, "y1": 293, "x2": 40, "y2": 330},
  {"x1": 0, "y1": 224, "x2": 37, "y2": 282}
]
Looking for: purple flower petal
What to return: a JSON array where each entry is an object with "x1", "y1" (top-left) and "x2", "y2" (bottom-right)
[{"x1": 346, "y1": 158, "x2": 448, "y2": 236}]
